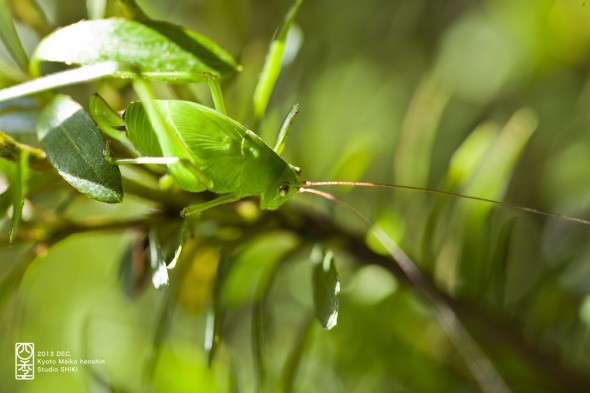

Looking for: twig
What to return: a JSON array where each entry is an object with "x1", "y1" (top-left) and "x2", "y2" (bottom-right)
[{"x1": 0, "y1": 130, "x2": 48, "y2": 171}]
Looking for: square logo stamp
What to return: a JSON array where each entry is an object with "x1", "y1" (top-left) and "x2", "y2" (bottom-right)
[{"x1": 15, "y1": 343, "x2": 35, "y2": 380}]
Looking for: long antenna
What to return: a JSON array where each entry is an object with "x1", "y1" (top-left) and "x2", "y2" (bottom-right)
[
  {"x1": 304, "y1": 181, "x2": 590, "y2": 226},
  {"x1": 298, "y1": 186, "x2": 512, "y2": 393}
]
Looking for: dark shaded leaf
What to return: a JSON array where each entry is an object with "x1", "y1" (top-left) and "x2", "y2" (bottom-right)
[
  {"x1": 118, "y1": 233, "x2": 150, "y2": 297},
  {"x1": 36, "y1": 95, "x2": 123, "y2": 203},
  {"x1": 488, "y1": 217, "x2": 517, "y2": 307},
  {"x1": 31, "y1": 18, "x2": 240, "y2": 82},
  {"x1": 310, "y1": 245, "x2": 339, "y2": 330}
]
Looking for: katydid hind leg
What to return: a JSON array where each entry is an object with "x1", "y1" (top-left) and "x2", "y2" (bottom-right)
[
  {"x1": 181, "y1": 194, "x2": 240, "y2": 217},
  {"x1": 112, "y1": 156, "x2": 181, "y2": 165},
  {"x1": 107, "y1": 155, "x2": 213, "y2": 188}
]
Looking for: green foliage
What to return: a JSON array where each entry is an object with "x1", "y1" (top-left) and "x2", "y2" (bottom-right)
[
  {"x1": 31, "y1": 18, "x2": 240, "y2": 82},
  {"x1": 1, "y1": 1, "x2": 590, "y2": 392}
]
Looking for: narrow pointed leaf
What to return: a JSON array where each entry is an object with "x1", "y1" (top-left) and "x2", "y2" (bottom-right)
[
  {"x1": 37, "y1": 95, "x2": 123, "y2": 203},
  {"x1": 463, "y1": 108, "x2": 538, "y2": 206},
  {"x1": 310, "y1": 245, "x2": 340, "y2": 330},
  {"x1": 205, "y1": 255, "x2": 231, "y2": 366},
  {"x1": 253, "y1": 0, "x2": 303, "y2": 124},
  {"x1": 0, "y1": 0, "x2": 29, "y2": 70},
  {"x1": 488, "y1": 217, "x2": 516, "y2": 307},
  {"x1": 166, "y1": 223, "x2": 187, "y2": 270},
  {"x1": 9, "y1": 150, "x2": 28, "y2": 243},
  {"x1": 31, "y1": 18, "x2": 240, "y2": 82},
  {"x1": 89, "y1": 93, "x2": 129, "y2": 143},
  {"x1": 274, "y1": 103, "x2": 299, "y2": 155}
]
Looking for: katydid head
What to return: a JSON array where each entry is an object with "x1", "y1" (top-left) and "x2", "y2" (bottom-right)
[{"x1": 260, "y1": 163, "x2": 302, "y2": 210}]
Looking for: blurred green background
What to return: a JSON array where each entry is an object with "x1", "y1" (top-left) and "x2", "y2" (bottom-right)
[{"x1": 2, "y1": 0, "x2": 590, "y2": 392}]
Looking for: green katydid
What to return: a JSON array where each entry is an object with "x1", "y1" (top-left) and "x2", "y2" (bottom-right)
[{"x1": 92, "y1": 94, "x2": 303, "y2": 216}]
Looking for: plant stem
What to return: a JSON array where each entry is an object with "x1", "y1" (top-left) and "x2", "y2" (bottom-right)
[{"x1": 0, "y1": 129, "x2": 48, "y2": 170}]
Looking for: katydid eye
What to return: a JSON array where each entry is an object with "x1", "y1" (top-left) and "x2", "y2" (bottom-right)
[{"x1": 279, "y1": 183, "x2": 290, "y2": 196}]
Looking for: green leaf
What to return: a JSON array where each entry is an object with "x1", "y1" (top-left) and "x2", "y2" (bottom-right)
[
  {"x1": 252, "y1": 0, "x2": 303, "y2": 125},
  {"x1": 463, "y1": 108, "x2": 538, "y2": 206},
  {"x1": 274, "y1": 103, "x2": 299, "y2": 155},
  {"x1": 310, "y1": 245, "x2": 340, "y2": 330},
  {"x1": 9, "y1": 150, "x2": 28, "y2": 243},
  {"x1": 36, "y1": 95, "x2": 123, "y2": 203},
  {"x1": 0, "y1": 0, "x2": 29, "y2": 70},
  {"x1": 89, "y1": 93, "x2": 129, "y2": 143},
  {"x1": 31, "y1": 18, "x2": 240, "y2": 82}
]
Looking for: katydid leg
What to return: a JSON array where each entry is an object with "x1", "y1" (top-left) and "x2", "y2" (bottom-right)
[{"x1": 181, "y1": 194, "x2": 240, "y2": 216}]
